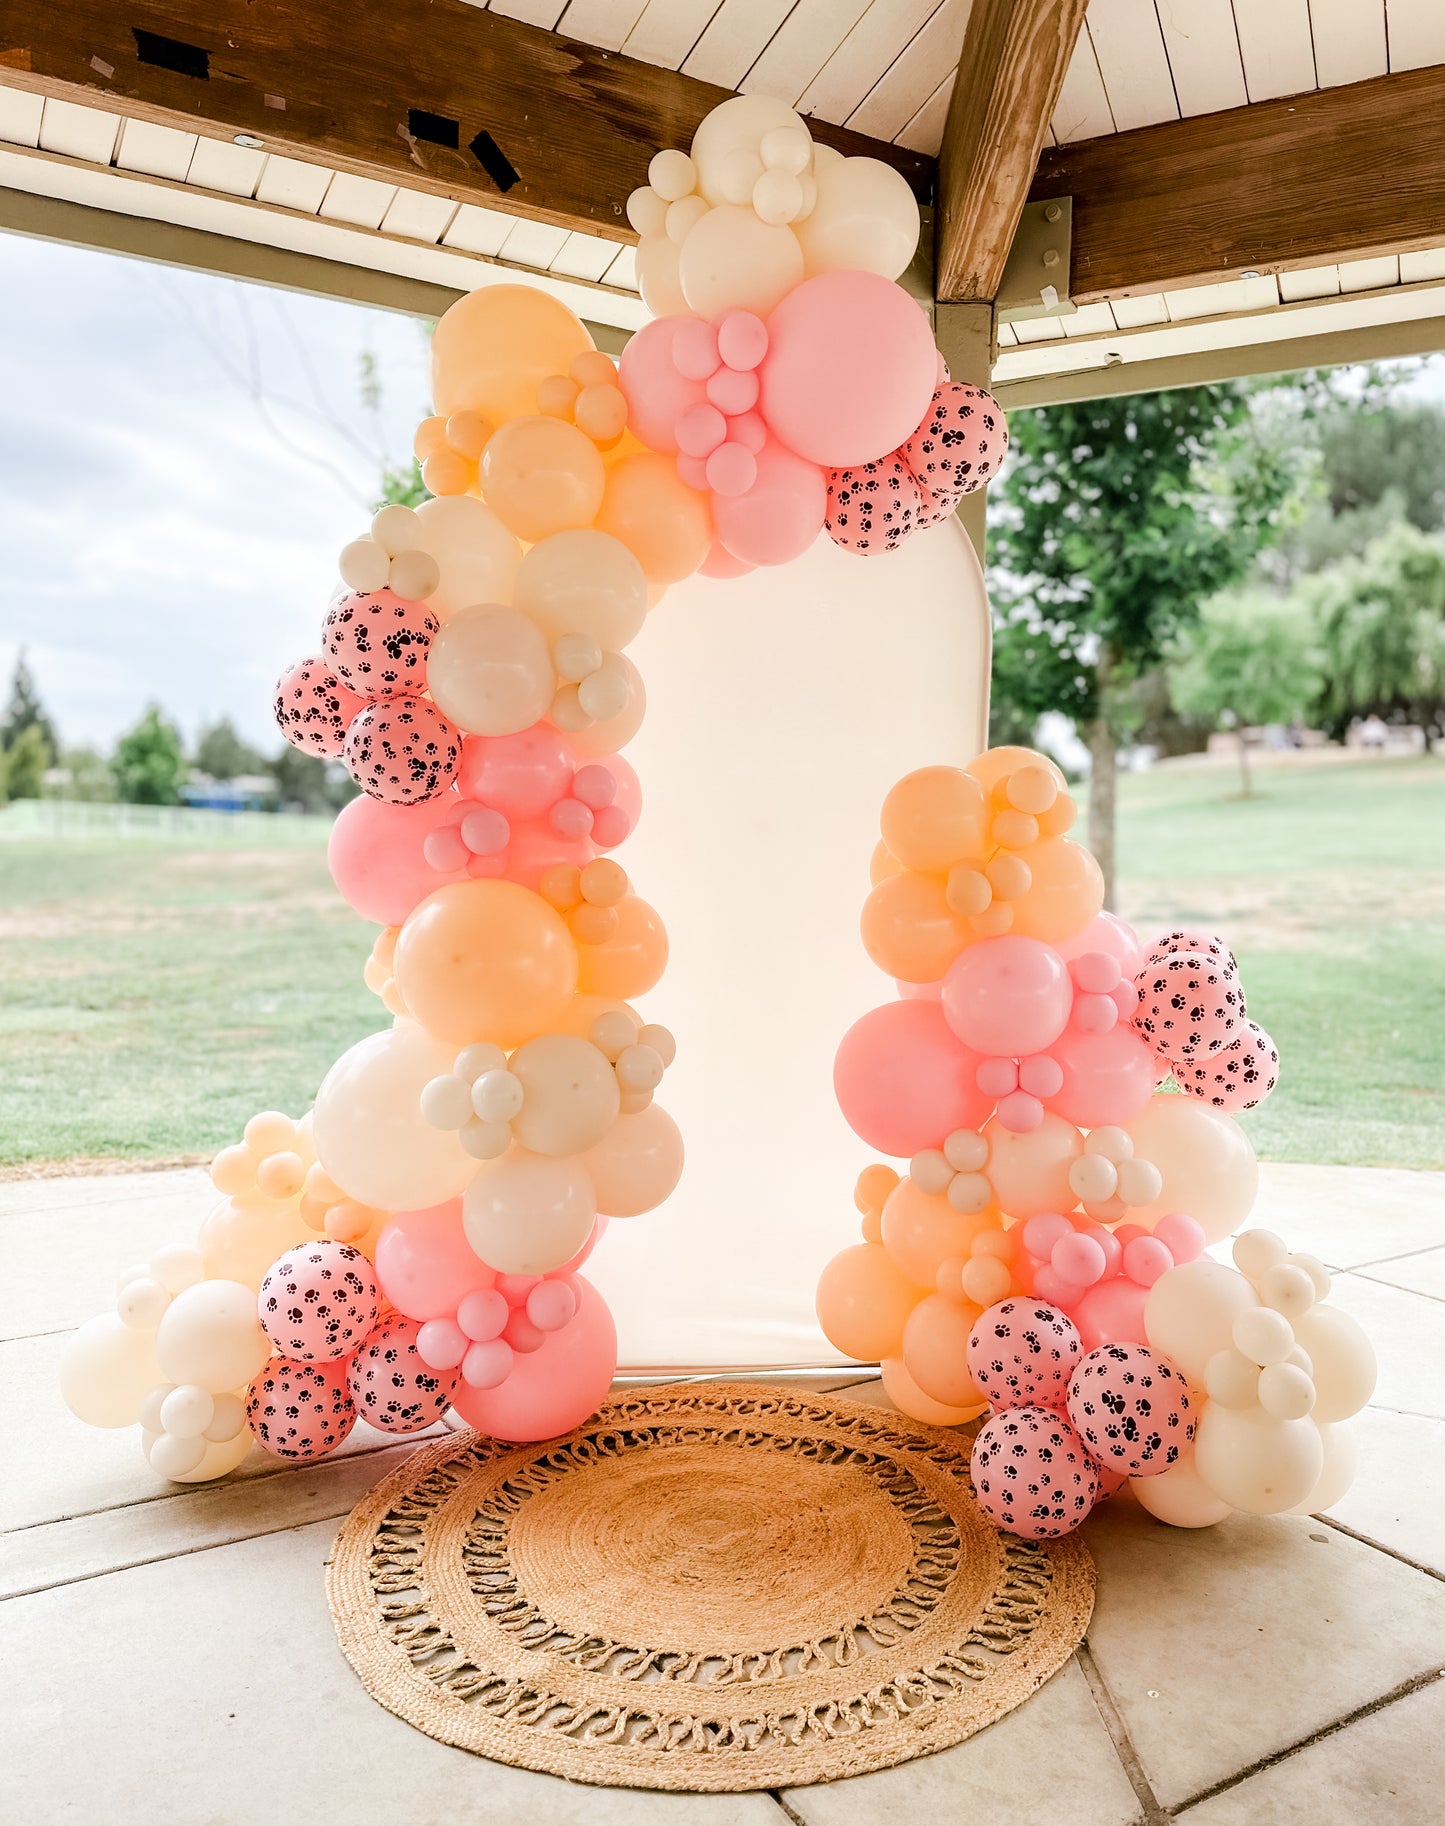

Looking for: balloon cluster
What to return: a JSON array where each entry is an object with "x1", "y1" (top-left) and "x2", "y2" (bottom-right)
[
  {"x1": 618, "y1": 95, "x2": 1007, "y2": 572},
  {"x1": 819, "y1": 745, "x2": 1376, "y2": 1536}
]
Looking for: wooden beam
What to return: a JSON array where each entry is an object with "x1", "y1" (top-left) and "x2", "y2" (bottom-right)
[
  {"x1": 1031, "y1": 65, "x2": 1445, "y2": 304},
  {"x1": 0, "y1": 0, "x2": 932, "y2": 242},
  {"x1": 934, "y1": 0, "x2": 1088, "y2": 303}
]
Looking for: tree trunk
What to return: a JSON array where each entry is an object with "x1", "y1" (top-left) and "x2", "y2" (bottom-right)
[
  {"x1": 1087, "y1": 648, "x2": 1118, "y2": 910},
  {"x1": 1237, "y1": 728, "x2": 1253, "y2": 797}
]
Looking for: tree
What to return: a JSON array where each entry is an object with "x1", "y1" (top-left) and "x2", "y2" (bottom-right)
[
  {"x1": 1301, "y1": 523, "x2": 1445, "y2": 738},
  {"x1": 113, "y1": 706, "x2": 187, "y2": 806},
  {"x1": 54, "y1": 745, "x2": 116, "y2": 802},
  {"x1": 0, "y1": 723, "x2": 52, "y2": 801},
  {"x1": 1167, "y1": 594, "x2": 1322, "y2": 795},
  {"x1": 194, "y1": 717, "x2": 265, "y2": 781},
  {"x1": 270, "y1": 744, "x2": 358, "y2": 813},
  {"x1": 2, "y1": 651, "x2": 57, "y2": 763},
  {"x1": 988, "y1": 384, "x2": 1290, "y2": 902}
]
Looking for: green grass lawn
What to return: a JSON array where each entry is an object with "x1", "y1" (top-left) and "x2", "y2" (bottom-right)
[{"x1": 0, "y1": 758, "x2": 1441, "y2": 1172}]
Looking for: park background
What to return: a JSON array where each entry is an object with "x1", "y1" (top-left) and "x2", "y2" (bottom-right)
[{"x1": 2, "y1": 236, "x2": 1442, "y2": 1178}]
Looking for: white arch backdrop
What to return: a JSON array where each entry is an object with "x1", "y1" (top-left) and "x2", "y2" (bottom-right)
[{"x1": 586, "y1": 516, "x2": 991, "y2": 1368}]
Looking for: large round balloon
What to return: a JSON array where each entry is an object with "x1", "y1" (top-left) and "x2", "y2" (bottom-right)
[
  {"x1": 60, "y1": 1314, "x2": 163, "y2": 1428},
  {"x1": 795, "y1": 155, "x2": 920, "y2": 281},
  {"x1": 410, "y1": 495, "x2": 521, "y2": 621},
  {"x1": 432, "y1": 284, "x2": 595, "y2": 425},
  {"x1": 327, "y1": 791, "x2": 466, "y2": 927},
  {"x1": 450, "y1": 1277, "x2": 617, "y2": 1441},
  {"x1": 1124, "y1": 1095, "x2": 1259, "y2": 1242},
  {"x1": 816, "y1": 1241, "x2": 921, "y2": 1362},
  {"x1": 578, "y1": 1102, "x2": 684, "y2": 1216},
  {"x1": 833, "y1": 999, "x2": 990, "y2": 1157}
]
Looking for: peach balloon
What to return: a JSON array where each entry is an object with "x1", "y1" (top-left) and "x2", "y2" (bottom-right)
[
  {"x1": 816, "y1": 1242, "x2": 920, "y2": 1362},
  {"x1": 966, "y1": 746, "x2": 1068, "y2": 796},
  {"x1": 1008, "y1": 838, "x2": 1105, "y2": 945},
  {"x1": 597, "y1": 452, "x2": 712, "y2": 584},
  {"x1": 881, "y1": 1356, "x2": 980, "y2": 1426},
  {"x1": 581, "y1": 1102, "x2": 684, "y2": 1216},
  {"x1": 880, "y1": 1176, "x2": 991, "y2": 1288},
  {"x1": 860, "y1": 871, "x2": 970, "y2": 984},
  {"x1": 983, "y1": 1111, "x2": 1084, "y2": 1219},
  {"x1": 902, "y1": 1294, "x2": 987, "y2": 1411},
  {"x1": 576, "y1": 893, "x2": 668, "y2": 1000},
  {"x1": 879, "y1": 767, "x2": 987, "y2": 874},
  {"x1": 513, "y1": 529, "x2": 648, "y2": 651},
  {"x1": 1123, "y1": 1095, "x2": 1259, "y2": 1242},
  {"x1": 198, "y1": 1191, "x2": 311, "y2": 1289},
  {"x1": 480, "y1": 417, "x2": 606, "y2": 543},
  {"x1": 432, "y1": 283, "x2": 594, "y2": 425},
  {"x1": 870, "y1": 840, "x2": 903, "y2": 886},
  {"x1": 393, "y1": 880, "x2": 578, "y2": 1048}
]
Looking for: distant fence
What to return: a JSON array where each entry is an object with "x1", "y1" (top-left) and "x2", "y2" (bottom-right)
[{"x1": 0, "y1": 799, "x2": 331, "y2": 846}]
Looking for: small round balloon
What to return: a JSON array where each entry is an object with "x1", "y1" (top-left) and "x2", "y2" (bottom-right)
[
  {"x1": 824, "y1": 455, "x2": 921, "y2": 555},
  {"x1": 1066, "y1": 1342, "x2": 1195, "y2": 1477},
  {"x1": 1134, "y1": 949, "x2": 1247, "y2": 1061},
  {"x1": 971, "y1": 1406, "x2": 1099, "y2": 1539},
  {"x1": 966, "y1": 1298, "x2": 1082, "y2": 1409},
  {"x1": 258, "y1": 1241, "x2": 379, "y2": 1362},
  {"x1": 322, "y1": 589, "x2": 438, "y2": 697},
  {"x1": 899, "y1": 384, "x2": 1009, "y2": 500},
  {"x1": 247, "y1": 1356, "x2": 357, "y2": 1461},
  {"x1": 347, "y1": 1314, "x2": 460, "y2": 1434},
  {"x1": 1173, "y1": 1020, "x2": 1279, "y2": 1111}
]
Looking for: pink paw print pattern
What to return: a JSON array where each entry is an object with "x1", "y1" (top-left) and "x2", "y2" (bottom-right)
[
  {"x1": 273, "y1": 656, "x2": 364, "y2": 760},
  {"x1": 824, "y1": 455, "x2": 921, "y2": 555},
  {"x1": 343, "y1": 696, "x2": 462, "y2": 806},
  {"x1": 1132, "y1": 926, "x2": 1278, "y2": 1111},
  {"x1": 970, "y1": 1406, "x2": 1099, "y2": 1540},
  {"x1": 322, "y1": 588, "x2": 438, "y2": 698}
]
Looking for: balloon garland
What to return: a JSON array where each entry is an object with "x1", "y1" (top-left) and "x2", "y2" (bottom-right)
[{"x1": 817, "y1": 750, "x2": 1377, "y2": 1535}]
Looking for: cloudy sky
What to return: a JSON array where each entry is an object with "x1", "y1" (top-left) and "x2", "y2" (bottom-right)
[{"x1": 0, "y1": 235, "x2": 431, "y2": 755}]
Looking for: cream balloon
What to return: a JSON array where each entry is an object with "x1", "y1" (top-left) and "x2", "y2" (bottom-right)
[
  {"x1": 154, "y1": 1280, "x2": 271, "y2": 1394},
  {"x1": 513, "y1": 531, "x2": 648, "y2": 652},
  {"x1": 690, "y1": 94, "x2": 811, "y2": 204},
  {"x1": 1291, "y1": 1304, "x2": 1377, "y2": 1421},
  {"x1": 508, "y1": 1034, "x2": 621, "y2": 1156},
  {"x1": 60, "y1": 1314, "x2": 163, "y2": 1428},
  {"x1": 313, "y1": 1022, "x2": 476, "y2": 1212},
  {"x1": 1192, "y1": 1402, "x2": 1324, "y2": 1515},
  {"x1": 197, "y1": 1192, "x2": 311, "y2": 1289},
  {"x1": 567, "y1": 652, "x2": 647, "y2": 758},
  {"x1": 794, "y1": 155, "x2": 921, "y2": 280},
  {"x1": 678, "y1": 206, "x2": 805, "y2": 320},
  {"x1": 427, "y1": 605, "x2": 555, "y2": 736},
  {"x1": 410, "y1": 496, "x2": 521, "y2": 622},
  {"x1": 1123, "y1": 1095, "x2": 1259, "y2": 1242},
  {"x1": 1288, "y1": 1421, "x2": 1357, "y2": 1515},
  {"x1": 983, "y1": 1111, "x2": 1083, "y2": 1219},
  {"x1": 636, "y1": 235, "x2": 689, "y2": 319},
  {"x1": 141, "y1": 1426, "x2": 253, "y2": 1483},
  {"x1": 462, "y1": 1149, "x2": 598, "y2": 1275},
  {"x1": 1145, "y1": 1259, "x2": 1259, "y2": 1385},
  {"x1": 1130, "y1": 1451, "x2": 1234, "y2": 1528},
  {"x1": 579, "y1": 1102, "x2": 684, "y2": 1216}
]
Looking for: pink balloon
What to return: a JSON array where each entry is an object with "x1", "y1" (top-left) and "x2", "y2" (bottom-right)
[
  {"x1": 759, "y1": 272, "x2": 937, "y2": 468},
  {"x1": 600, "y1": 754, "x2": 642, "y2": 834},
  {"x1": 327, "y1": 791, "x2": 467, "y2": 926},
  {"x1": 618, "y1": 317, "x2": 708, "y2": 455},
  {"x1": 348, "y1": 1314, "x2": 460, "y2": 1434},
  {"x1": 258, "y1": 1241, "x2": 378, "y2": 1362},
  {"x1": 1047, "y1": 1025, "x2": 1157, "y2": 1129},
  {"x1": 1073, "y1": 1277, "x2": 1149, "y2": 1352},
  {"x1": 494, "y1": 815, "x2": 595, "y2": 889},
  {"x1": 322, "y1": 589, "x2": 437, "y2": 698},
  {"x1": 274, "y1": 655, "x2": 365, "y2": 759},
  {"x1": 942, "y1": 936, "x2": 1073, "y2": 1058},
  {"x1": 833, "y1": 999, "x2": 991, "y2": 1157},
  {"x1": 1123, "y1": 1235, "x2": 1174, "y2": 1287},
  {"x1": 966, "y1": 1298, "x2": 1082, "y2": 1409},
  {"x1": 344, "y1": 695, "x2": 461, "y2": 805},
  {"x1": 711, "y1": 438, "x2": 826, "y2": 567},
  {"x1": 825, "y1": 455, "x2": 921, "y2": 556},
  {"x1": 450, "y1": 1277, "x2": 616, "y2": 1442},
  {"x1": 699, "y1": 539, "x2": 756, "y2": 579},
  {"x1": 1153, "y1": 1212, "x2": 1205, "y2": 1263},
  {"x1": 374, "y1": 1202, "x2": 495, "y2": 1322},
  {"x1": 971, "y1": 1406, "x2": 1098, "y2": 1539},
  {"x1": 457, "y1": 725, "x2": 574, "y2": 821},
  {"x1": 1066, "y1": 1342, "x2": 1195, "y2": 1477},
  {"x1": 1172, "y1": 1020, "x2": 1279, "y2": 1112},
  {"x1": 1142, "y1": 925, "x2": 1238, "y2": 977},
  {"x1": 1058, "y1": 912, "x2": 1144, "y2": 977},
  {"x1": 247, "y1": 1357, "x2": 356, "y2": 1461},
  {"x1": 898, "y1": 384, "x2": 1008, "y2": 501},
  {"x1": 1134, "y1": 949, "x2": 1248, "y2": 1062}
]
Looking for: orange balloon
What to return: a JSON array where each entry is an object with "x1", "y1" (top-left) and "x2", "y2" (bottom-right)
[
  {"x1": 432, "y1": 284, "x2": 594, "y2": 425},
  {"x1": 880, "y1": 1177, "x2": 992, "y2": 1288},
  {"x1": 880, "y1": 767, "x2": 988, "y2": 874},
  {"x1": 902, "y1": 1294, "x2": 987, "y2": 1409},
  {"x1": 869, "y1": 839, "x2": 903, "y2": 887},
  {"x1": 393, "y1": 880, "x2": 578, "y2": 1048},
  {"x1": 479, "y1": 416, "x2": 606, "y2": 543},
  {"x1": 966, "y1": 745, "x2": 1068, "y2": 797},
  {"x1": 1008, "y1": 837, "x2": 1105, "y2": 945},
  {"x1": 576, "y1": 894, "x2": 668, "y2": 1000},
  {"x1": 597, "y1": 452, "x2": 712, "y2": 584},
  {"x1": 860, "y1": 871, "x2": 971, "y2": 983},
  {"x1": 816, "y1": 1242, "x2": 921, "y2": 1362},
  {"x1": 881, "y1": 1356, "x2": 982, "y2": 1426}
]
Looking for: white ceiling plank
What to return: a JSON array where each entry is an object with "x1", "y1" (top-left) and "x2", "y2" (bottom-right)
[
  {"x1": 379, "y1": 188, "x2": 459, "y2": 243},
  {"x1": 254, "y1": 155, "x2": 333, "y2": 213},
  {"x1": 498, "y1": 216, "x2": 571, "y2": 266},
  {"x1": 897, "y1": 73, "x2": 955, "y2": 154},
  {"x1": 1085, "y1": 0, "x2": 1179, "y2": 132},
  {"x1": 38, "y1": 98, "x2": 121, "y2": 165},
  {"x1": 847, "y1": 0, "x2": 972, "y2": 142},
  {"x1": 1337, "y1": 254, "x2": 1399, "y2": 292},
  {"x1": 1060, "y1": 301, "x2": 1120, "y2": 336},
  {"x1": 555, "y1": 0, "x2": 651, "y2": 52},
  {"x1": 488, "y1": 0, "x2": 570, "y2": 24},
  {"x1": 1109, "y1": 293, "x2": 1168, "y2": 326},
  {"x1": 1156, "y1": 0, "x2": 1248, "y2": 115},
  {"x1": 1010, "y1": 314, "x2": 1069, "y2": 343},
  {"x1": 1277, "y1": 264, "x2": 1341, "y2": 301},
  {"x1": 549, "y1": 229, "x2": 624, "y2": 280},
  {"x1": 603, "y1": 243, "x2": 640, "y2": 289},
  {"x1": 740, "y1": 0, "x2": 873, "y2": 101},
  {"x1": 1385, "y1": 0, "x2": 1445, "y2": 70},
  {"x1": 1234, "y1": 0, "x2": 1318, "y2": 101},
  {"x1": 995, "y1": 320, "x2": 1018, "y2": 345},
  {"x1": 1164, "y1": 273, "x2": 1281, "y2": 318},
  {"x1": 318, "y1": 171, "x2": 397, "y2": 230},
  {"x1": 623, "y1": 0, "x2": 726, "y2": 70},
  {"x1": 683, "y1": 0, "x2": 797, "y2": 87},
  {"x1": 1050, "y1": 31, "x2": 1116, "y2": 140},
  {"x1": 185, "y1": 138, "x2": 266, "y2": 198},
  {"x1": 796, "y1": 1, "x2": 945, "y2": 126},
  {"x1": 1400, "y1": 247, "x2": 1445, "y2": 284},
  {"x1": 115, "y1": 118, "x2": 198, "y2": 182},
  {"x1": 442, "y1": 203, "x2": 519, "y2": 256},
  {"x1": 0, "y1": 87, "x2": 45, "y2": 148},
  {"x1": 1308, "y1": 0, "x2": 1387, "y2": 87}
]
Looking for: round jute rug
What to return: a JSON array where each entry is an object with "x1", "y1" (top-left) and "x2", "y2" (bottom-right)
[{"x1": 327, "y1": 1382, "x2": 1094, "y2": 1791}]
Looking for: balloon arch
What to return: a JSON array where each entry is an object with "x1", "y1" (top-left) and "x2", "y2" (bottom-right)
[{"x1": 62, "y1": 95, "x2": 1374, "y2": 1544}]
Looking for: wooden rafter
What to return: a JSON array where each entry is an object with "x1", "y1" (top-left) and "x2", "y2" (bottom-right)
[
  {"x1": 934, "y1": 0, "x2": 1088, "y2": 304},
  {"x1": 0, "y1": 0, "x2": 933, "y2": 244},
  {"x1": 1032, "y1": 64, "x2": 1445, "y2": 304}
]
